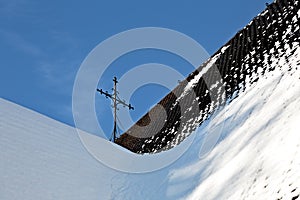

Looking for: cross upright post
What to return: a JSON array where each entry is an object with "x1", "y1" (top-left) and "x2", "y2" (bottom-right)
[{"x1": 112, "y1": 77, "x2": 118, "y2": 143}]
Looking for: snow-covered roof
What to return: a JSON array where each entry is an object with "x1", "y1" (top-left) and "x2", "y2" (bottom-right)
[{"x1": 116, "y1": 0, "x2": 300, "y2": 154}]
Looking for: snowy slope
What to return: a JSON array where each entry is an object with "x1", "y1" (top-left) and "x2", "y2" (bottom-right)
[
  {"x1": 181, "y1": 44, "x2": 300, "y2": 200},
  {"x1": 1, "y1": 39, "x2": 300, "y2": 200},
  {"x1": 0, "y1": 98, "x2": 118, "y2": 200},
  {"x1": 113, "y1": 34, "x2": 300, "y2": 200}
]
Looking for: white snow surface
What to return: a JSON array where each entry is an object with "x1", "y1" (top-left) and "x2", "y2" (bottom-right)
[
  {"x1": 183, "y1": 53, "x2": 221, "y2": 94},
  {"x1": 1, "y1": 34, "x2": 300, "y2": 200}
]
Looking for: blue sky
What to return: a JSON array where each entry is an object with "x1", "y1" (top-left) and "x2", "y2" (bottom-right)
[{"x1": 0, "y1": 0, "x2": 272, "y2": 138}]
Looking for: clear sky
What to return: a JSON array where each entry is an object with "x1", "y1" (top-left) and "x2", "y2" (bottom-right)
[{"x1": 0, "y1": 0, "x2": 272, "y2": 138}]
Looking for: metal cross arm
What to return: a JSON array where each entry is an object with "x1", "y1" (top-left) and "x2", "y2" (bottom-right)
[
  {"x1": 96, "y1": 88, "x2": 112, "y2": 98},
  {"x1": 116, "y1": 98, "x2": 134, "y2": 110},
  {"x1": 96, "y1": 88, "x2": 134, "y2": 110}
]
